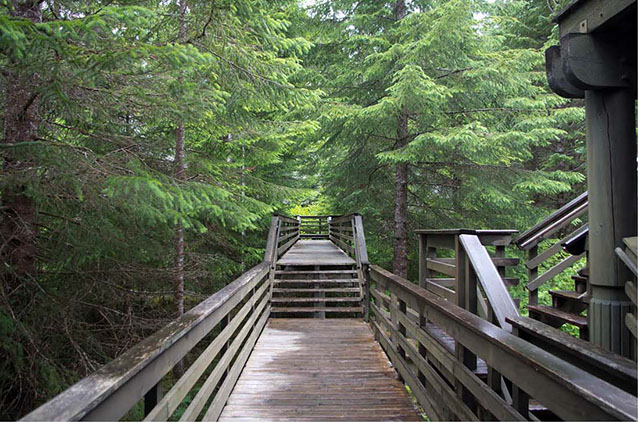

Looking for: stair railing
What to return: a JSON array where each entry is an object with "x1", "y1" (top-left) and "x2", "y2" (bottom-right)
[
  {"x1": 21, "y1": 263, "x2": 272, "y2": 422},
  {"x1": 328, "y1": 214, "x2": 370, "y2": 317},
  {"x1": 368, "y1": 264, "x2": 637, "y2": 421},
  {"x1": 415, "y1": 229, "x2": 520, "y2": 329},
  {"x1": 514, "y1": 192, "x2": 588, "y2": 306}
]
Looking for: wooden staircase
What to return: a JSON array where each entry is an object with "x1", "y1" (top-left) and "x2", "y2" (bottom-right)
[
  {"x1": 515, "y1": 193, "x2": 591, "y2": 339},
  {"x1": 271, "y1": 264, "x2": 364, "y2": 317},
  {"x1": 529, "y1": 262, "x2": 590, "y2": 339}
]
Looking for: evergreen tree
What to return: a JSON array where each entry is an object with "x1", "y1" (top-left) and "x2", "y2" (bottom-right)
[
  {"x1": 304, "y1": 0, "x2": 584, "y2": 275},
  {"x1": 0, "y1": 0, "x2": 316, "y2": 416}
]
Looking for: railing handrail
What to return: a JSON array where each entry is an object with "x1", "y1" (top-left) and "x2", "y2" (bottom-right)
[
  {"x1": 369, "y1": 264, "x2": 637, "y2": 421},
  {"x1": 459, "y1": 234, "x2": 519, "y2": 331},
  {"x1": 21, "y1": 262, "x2": 270, "y2": 421},
  {"x1": 515, "y1": 191, "x2": 588, "y2": 250}
]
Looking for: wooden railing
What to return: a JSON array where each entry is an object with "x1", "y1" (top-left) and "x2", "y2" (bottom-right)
[
  {"x1": 328, "y1": 214, "x2": 370, "y2": 317},
  {"x1": 415, "y1": 229, "x2": 519, "y2": 327},
  {"x1": 264, "y1": 214, "x2": 300, "y2": 265},
  {"x1": 328, "y1": 214, "x2": 369, "y2": 267},
  {"x1": 299, "y1": 215, "x2": 329, "y2": 238},
  {"x1": 21, "y1": 263, "x2": 271, "y2": 421},
  {"x1": 514, "y1": 192, "x2": 588, "y2": 305},
  {"x1": 368, "y1": 264, "x2": 637, "y2": 421},
  {"x1": 617, "y1": 237, "x2": 638, "y2": 358}
]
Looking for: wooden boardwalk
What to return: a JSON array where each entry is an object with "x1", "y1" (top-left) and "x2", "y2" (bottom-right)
[
  {"x1": 277, "y1": 239, "x2": 355, "y2": 266},
  {"x1": 218, "y1": 318, "x2": 422, "y2": 422}
]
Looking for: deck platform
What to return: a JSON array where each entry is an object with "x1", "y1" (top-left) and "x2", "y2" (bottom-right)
[
  {"x1": 218, "y1": 318, "x2": 422, "y2": 422},
  {"x1": 277, "y1": 239, "x2": 355, "y2": 266}
]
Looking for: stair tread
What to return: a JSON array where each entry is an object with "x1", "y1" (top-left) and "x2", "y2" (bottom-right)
[
  {"x1": 271, "y1": 297, "x2": 362, "y2": 303},
  {"x1": 272, "y1": 306, "x2": 363, "y2": 313},
  {"x1": 273, "y1": 288, "x2": 360, "y2": 293},
  {"x1": 275, "y1": 270, "x2": 357, "y2": 275},
  {"x1": 275, "y1": 279, "x2": 359, "y2": 284},
  {"x1": 528, "y1": 305, "x2": 588, "y2": 328},
  {"x1": 549, "y1": 290, "x2": 586, "y2": 300}
]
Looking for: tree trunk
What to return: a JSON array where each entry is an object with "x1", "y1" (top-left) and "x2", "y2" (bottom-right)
[
  {"x1": 174, "y1": 124, "x2": 185, "y2": 318},
  {"x1": 172, "y1": 0, "x2": 188, "y2": 379},
  {"x1": 392, "y1": 109, "x2": 409, "y2": 278},
  {"x1": 391, "y1": 0, "x2": 409, "y2": 278},
  {"x1": 1, "y1": 1, "x2": 42, "y2": 286}
]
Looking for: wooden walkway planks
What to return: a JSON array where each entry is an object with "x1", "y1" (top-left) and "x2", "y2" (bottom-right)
[
  {"x1": 277, "y1": 239, "x2": 356, "y2": 266},
  {"x1": 218, "y1": 318, "x2": 422, "y2": 422}
]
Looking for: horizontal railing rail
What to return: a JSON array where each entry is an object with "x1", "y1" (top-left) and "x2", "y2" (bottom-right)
[
  {"x1": 298, "y1": 215, "x2": 329, "y2": 238},
  {"x1": 368, "y1": 264, "x2": 637, "y2": 421},
  {"x1": 21, "y1": 263, "x2": 271, "y2": 421},
  {"x1": 515, "y1": 192, "x2": 588, "y2": 251}
]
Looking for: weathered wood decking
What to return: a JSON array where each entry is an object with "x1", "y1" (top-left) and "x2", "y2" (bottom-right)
[
  {"x1": 277, "y1": 239, "x2": 355, "y2": 266},
  {"x1": 218, "y1": 318, "x2": 422, "y2": 422}
]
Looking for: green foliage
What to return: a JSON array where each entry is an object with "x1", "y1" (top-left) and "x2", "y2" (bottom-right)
[
  {"x1": 302, "y1": 0, "x2": 585, "y2": 274},
  {"x1": 0, "y1": 0, "x2": 588, "y2": 418},
  {"x1": 1, "y1": 0, "x2": 318, "y2": 417}
]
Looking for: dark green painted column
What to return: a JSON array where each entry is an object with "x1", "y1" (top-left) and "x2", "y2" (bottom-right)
[{"x1": 586, "y1": 88, "x2": 636, "y2": 356}]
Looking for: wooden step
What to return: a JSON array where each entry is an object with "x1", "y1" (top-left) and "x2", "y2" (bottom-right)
[
  {"x1": 271, "y1": 297, "x2": 362, "y2": 303},
  {"x1": 572, "y1": 275, "x2": 587, "y2": 293},
  {"x1": 275, "y1": 270, "x2": 357, "y2": 275},
  {"x1": 274, "y1": 279, "x2": 359, "y2": 285},
  {"x1": 578, "y1": 266, "x2": 589, "y2": 277},
  {"x1": 550, "y1": 290, "x2": 588, "y2": 313},
  {"x1": 271, "y1": 306, "x2": 363, "y2": 313},
  {"x1": 528, "y1": 305, "x2": 588, "y2": 328},
  {"x1": 273, "y1": 288, "x2": 360, "y2": 294}
]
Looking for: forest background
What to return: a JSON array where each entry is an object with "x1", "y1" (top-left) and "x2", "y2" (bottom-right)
[{"x1": 0, "y1": 0, "x2": 585, "y2": 418}]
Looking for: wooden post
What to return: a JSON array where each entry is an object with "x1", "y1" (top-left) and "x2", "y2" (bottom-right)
[
  {"x1": 495, "y1": 245, "x2": 506, "y2": 278},
  {"x1": 390, "y1": 293, "x2": 404, "y2": 382},
  {"x1": 454, "y1": 237, "x2": 477, "y2": 411},
  {"x1": 528, "y1": 245, "x2": 538, "y2": 307},
  {"x1": 455, "y1": 236, "x2": 467, "y2": 311},
  {"x1": 417, "y1": 311, "x2": 427, "y2": 385},
  {"x1": 418, "y1": 234, "x2": 427, "y2": 289},
  {"x1": 363, "y1": 266, "x2": 371, "y2": 322},
  {"x1": 585, "y1": 88, "x2": 636, "y2": 356},
  {"x1": 144, "y1": 381, "x2": 162, "y2": 417}
]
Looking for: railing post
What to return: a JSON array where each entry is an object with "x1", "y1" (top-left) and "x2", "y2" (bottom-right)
[
  {"x1": 495, "y1": 245, "x2": 506, "y2": 278},
  {"x1": 417, "y1": 311, "x2": 427, "y2": 385},
  {"x1": 528, "y1": 245, "x2": 538, "y2": 306},
  {"x1": 144, "y1": 381, "x2": 163, "y2": 417},
  {"x1": 455, "y1": 235, "x2": 467, "y2": 311},
  {"x1": 363, "y1": 265, "x2": 371, "y2": 322},
  {"x1": 418, "y1": 233, "x2": 427, "y2": 288},
  {"x1": 455, "y1": 237, "x2": 478, "y2": 411},
  {"x1": 390, "y1": 293, "x2": 405, "y2": 382}
]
